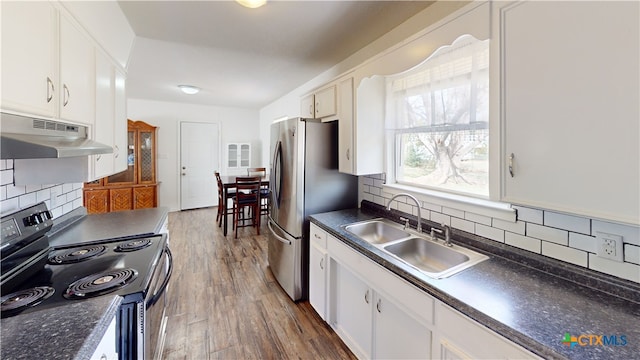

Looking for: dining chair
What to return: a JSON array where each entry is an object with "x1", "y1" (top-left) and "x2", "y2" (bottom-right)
[
  {"x1": 246, "y1": 167, "x2": 270, "y2": 217},
  {"x1": 215, "y1": 172, "x2": 235, "y2": 228},
  {"x1": 232, "y1": 176, "x2": 261, "y2": 238}
]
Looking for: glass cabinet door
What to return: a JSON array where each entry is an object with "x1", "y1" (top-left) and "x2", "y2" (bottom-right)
[
  {"x1": 138, "y1": 129, "x2": 155, "y2": 183},
  {"x1": 240, "y1": 144, "x2": 250, "y2": 167},
  {"x1": 228, "y1": 144, "x2": 238, "y2": 168}
]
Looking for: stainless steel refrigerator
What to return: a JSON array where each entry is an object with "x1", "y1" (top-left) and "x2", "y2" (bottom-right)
[{"x1": 268, "y1": 117, "x2": 358, "y2": 301}]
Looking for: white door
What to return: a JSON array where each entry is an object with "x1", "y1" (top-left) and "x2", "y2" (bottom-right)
[{"x1": 180, "y1": 122, "x2": 219, "y2": 210}]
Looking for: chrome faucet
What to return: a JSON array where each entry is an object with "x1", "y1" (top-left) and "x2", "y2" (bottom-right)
[
  {"x1": 431, "y1": 224, "x2": 453, "y2": 247},
  {"x1": 386, "y1": 193, "x2": 422, "y2": 233}
]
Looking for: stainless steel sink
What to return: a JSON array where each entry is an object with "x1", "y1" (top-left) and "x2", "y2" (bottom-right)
[
  {"x1": 344, "y1": 219, "x2": 411, "y2": 245},
  {"x1": 383, "y1": 237, "x2": 488, "y2": 278},
  {"x1": 343, "y1": 219, "x2": 488, "y2": 278}
]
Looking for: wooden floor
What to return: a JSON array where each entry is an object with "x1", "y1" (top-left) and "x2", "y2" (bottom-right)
[{"x1": 162, "y1": 207, "x2": 356, "y2": 360}]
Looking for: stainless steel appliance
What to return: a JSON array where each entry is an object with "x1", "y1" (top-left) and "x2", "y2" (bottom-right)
[
  {"x1": 0, "y1": 202, "x2": 172, "y2": 360},
  {"x1": 268, "y1": 118, "x2": 358, "y2": 301}
]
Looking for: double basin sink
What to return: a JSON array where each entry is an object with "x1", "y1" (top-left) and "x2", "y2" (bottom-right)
[{"x1": 343, "y1": 219, "x2": 488, "y2": 279}]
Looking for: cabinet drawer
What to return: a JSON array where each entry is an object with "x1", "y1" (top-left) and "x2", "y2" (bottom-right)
[
  {"x1": 327, "y1": 235, "x2": 434, "y2": 325},
  {"x1": 310, "y1": 223, "x2": 327, "y2": 248}
]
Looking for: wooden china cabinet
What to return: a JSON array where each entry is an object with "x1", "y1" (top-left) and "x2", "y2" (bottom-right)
[{"x1": 83, "y1": 120, "x2": 158, "y2": 214}]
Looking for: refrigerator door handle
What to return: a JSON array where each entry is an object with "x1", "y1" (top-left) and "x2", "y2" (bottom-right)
[
  {"x1": 271, "y1": 140, "x2": 283, "y2": 208},
  {"x1": 268, "y1": 220, "x2": 292, "y2": 245}
]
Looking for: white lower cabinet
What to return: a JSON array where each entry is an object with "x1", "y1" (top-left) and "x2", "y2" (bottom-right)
[
  {"x1": 323, "y1": 228, "x2": 433, "y2": 359},
  {"x1": 435, "y1": 302, "x2": 539, "y2": 360},
  {"x1": 309, "y1": 222, "x2": 540, "y2": 360},
  {"x1": 309, "y1": 223, "x2": 328, "y2": 320}
]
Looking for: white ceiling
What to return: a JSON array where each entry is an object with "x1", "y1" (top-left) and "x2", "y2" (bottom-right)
[{"x1": 118, "y1": 1, "x2": 434, "y2": 109}]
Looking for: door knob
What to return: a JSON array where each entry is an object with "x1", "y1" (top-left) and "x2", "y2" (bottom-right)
[{"x1": 182, "y1": 166, "x2": 186, "y2": 170}]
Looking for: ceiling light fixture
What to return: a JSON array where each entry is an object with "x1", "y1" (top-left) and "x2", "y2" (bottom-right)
[
  {"x1": 236, "y1": 0, "x2": 267, "y2": 9},
  {"x1": 178, "y1": 85, "x2": 200, "y2": 95}
]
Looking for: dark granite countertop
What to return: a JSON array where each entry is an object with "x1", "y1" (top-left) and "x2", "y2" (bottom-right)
[
  {"x1": 310, "y1": 206, "x2": 640, "y2": 360},
  {"x1": 0, "y1": 295, "x2": 122, "y2": 360},
  {"x1": 48, "y1": 207, "x2": 169, "y2": 248}
]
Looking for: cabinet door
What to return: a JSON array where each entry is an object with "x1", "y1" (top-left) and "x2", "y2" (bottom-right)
[
  {"x1": 309, "y1": 241, "x2": 327, "y2": 320},
  {"x1": 334, "y1": 263, "x2": 373, "y2": 359},
  {"x1": 134, "y1": 186, "x2": 156, "y2": 209},
  {"x1": 301, "y1": 94, "x2": 315, "y2": 118},
  {"x1": 93, "y1": 52, "x2": 115, "y2": 180},
  {"x1": 113, "y1": 69, "x2": 128, "y2": 173},
  {"x1": 1, "y1": 1, "x2": 57, "y2": 117},
  {"x1": 315, "y1": 85, "x2": 337, "y2": 118},
  {"x1": 338, "y1": 78, "x2": 354, "y2": 174},
  {"x1": 59, "y1": 14, "x2": 95, "y2": 124},
  {"x1": 373, "y1": 292, "x2": 431, "y2": 359},
  {"x1": 137, "y1": 129, "x2": 156, "y2": 184},
  {"x1": 110, "y1": 188, "x2": 133, "y2": 211},
  {"x1": 84, "y1": 189, "x2": 109, "y2": 214},
  {"x1": 240, "y1": 144, "x2": 251, "y2": 168},
  {"x1": 500, "y1": 1, "x2": 639, "y2": 224},
  {"x1": 227, "y1": 144, "x2": 238, "y2": 168}
]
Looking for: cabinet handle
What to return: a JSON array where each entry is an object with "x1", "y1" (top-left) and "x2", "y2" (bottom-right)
[
  {"x1": 315, "y1": 102, "x2": 319, "y2": 114},
  {"x1": 319, "y1": 257, "x2": 324, "y2": 270},
  {"x1": 377, "y1": 299, "x2": 382, "y2": 313},
  {"x1": 508, "y1": 153, "x2": 515, "y2": 177},
  {"x1": 364, "y1": 289, "x2": 370, "y2": 304},
  {"x1": 314, "y1": 233, "x2": 322, "y2": 240},
  {"x1": 309, "y1": 104, "x2": 313, "y2": 116},
  {"x1": 114, "y1": 145, "x2": 119, "y2": 158},
  {"x1": 46, "y1": 77, "x2": 54, "y2": 103},
  {"x1": 96, "y1": 154, "x2": 101, "y2": 161},
  {"x1": 63, "y1": 84, "x2": 70, "y2": 107},
  {"x1": 346, "y1": 148, "x2": 350, "y2": 161}
]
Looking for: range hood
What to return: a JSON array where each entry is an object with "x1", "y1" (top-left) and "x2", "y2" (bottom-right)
[{"x1": 1, "y1": 112, "x2": 113, "y2": 159}]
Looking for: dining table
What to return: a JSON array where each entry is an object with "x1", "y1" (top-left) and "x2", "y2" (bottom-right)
[{"x1": 219, "y1": 175, "x2": 269, "y2": 236}]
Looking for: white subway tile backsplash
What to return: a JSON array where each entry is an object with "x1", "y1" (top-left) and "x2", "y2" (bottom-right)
[
  {"x1": 25, "y1": 184, "x2": 42, "y2": 193},
  {"x1": 451, "y1": 217, "x2": 475, "y2": 234},
  {"x1": 513, "y1": 205, "x2": 543, "y2": 224},
  {"x1": 589, "y1": 254, "x2": 640, "y2": 283},
  {"x1": 398, "y1": 202, "x2": 415, "y2": 216},
  {"x1": 625, "y1": 244, "x2": 640, "y2": 265},
  {"x1": 18, "y1": 192, "x2": 37, "y2": 208},
  {"x1": 527, "y1": 223, "x2": 568, "y2": 246},
  {"x1": 360, "y1": 175, "x2": 640, "y2": 284},
  {"x1": 465, "y1": 212, "x2": 491, "y2": 226},
  {"x1": 0, "y1": 160, "x2": 7, "y2": 171},
  {"x1": 6, "y1": 185, "x2": 26, "y2": 198},
  {"x1": 544, "y1": 211, "x2": 591, "y2": 235},
  {"x1": 505, "y1": 232, "x2": 541, "y2": 253},
  {"x1": 476, "y1": 224, "x2": 504, "y2": 243},
  {"x1": 1, "y1": 197, "x2": 19, "y2": 214},
  {"x1": 542, "y1": 242, "x2": 588, "y2": 267},
  {"x1": 442, "y1": 207, "x2": 465, "y2": 219},
  {"x1": 0, "y1": 186, "x2": 6, "y2": 201},
  {"x1": 430, "y1": 212, "x2": 451, "y2": 227},
  {"x1": 1, "y1": 169, "x2": 13, "y2": 186},
  {"x1": 592, "y1": 220, "x2": 640, "y2": 246},
  {"x1": 493, "y1": 218, "x2": 526, "y2": 235},
  {"x1": 569, "y1": 233, "x2": 597, "y2": 253}
]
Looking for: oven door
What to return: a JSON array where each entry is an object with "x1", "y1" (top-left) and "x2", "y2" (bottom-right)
[{"x1": 146, "y1": 246, "x2": 172, "y2": 360}]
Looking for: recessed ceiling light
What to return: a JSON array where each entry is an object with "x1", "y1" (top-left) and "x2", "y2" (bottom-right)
[
  {"x1": 178, "y1": 85, "x2": 200, "y2": 95},
  {"x1": 236, "y1": 0, "x2": 267, "y2": 9}
]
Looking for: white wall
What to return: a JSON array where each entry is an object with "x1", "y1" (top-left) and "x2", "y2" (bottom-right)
[{"x1": 127, "y1": 98, "x2": 260, "y2": 212}]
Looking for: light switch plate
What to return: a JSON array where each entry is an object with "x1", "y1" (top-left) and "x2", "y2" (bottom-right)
[{"x1": 596, "y1": 232, "x2": 624, "y2": 262}]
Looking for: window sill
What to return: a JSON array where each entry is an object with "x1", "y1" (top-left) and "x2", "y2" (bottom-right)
[{"x1": 382, "y1": 183, "x2": 516, "y2": 222}]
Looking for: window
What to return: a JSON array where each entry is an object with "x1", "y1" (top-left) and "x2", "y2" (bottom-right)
[{"x1": 386, "y1": 35, "x2": 490, "y2": 197}]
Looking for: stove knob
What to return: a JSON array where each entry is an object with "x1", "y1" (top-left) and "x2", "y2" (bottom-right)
[
  {"x1": 23, "y1": 214, "x2": 39, "y2": 226},
  {"x1": 42, "y1": 211, "x2": 53, "y2": 220}
]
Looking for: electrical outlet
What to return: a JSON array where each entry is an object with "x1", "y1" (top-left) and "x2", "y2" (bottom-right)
[{"x1": 596, "y1": 232, "x2": 624, "y2": 262}]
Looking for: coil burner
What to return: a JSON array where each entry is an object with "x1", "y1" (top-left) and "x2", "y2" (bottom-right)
[
  {"x1": 1, "y1": 286, "x2": 55, "y2": 317},
  {"x1": 63, "y1": 268, "x2": 138, "y2": 299},
  {"x1": 48, "y1": 245, "x2": 108, "y2": 264}
]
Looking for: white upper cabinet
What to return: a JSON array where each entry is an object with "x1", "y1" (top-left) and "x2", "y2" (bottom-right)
[
  {"x1": 1, "y1": 1, "x2": 96, "y2": 125},
  {"x1": 497, "y1": 1, "x2": 639, "y2": 225},
  {"x1": 113, "y1": 68, "x2": 128, "y2": 173},
  {"x1": 93, "y1": 51, "x2": 115, "y2": 180},
  {"x1": 59, "y1": 14, "x2": 95, "y2": 124},
  {"x1": 300, "y1": 84, "x2": 337, "y2": 120},
  {"x1": 338, "y1": 76, "x2": 384, "y2": 176},
  {"x1": 1, "y1": 1, "x2": 58, "y2": 118}
]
